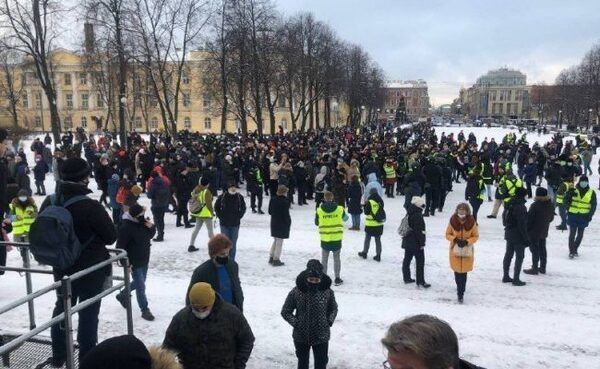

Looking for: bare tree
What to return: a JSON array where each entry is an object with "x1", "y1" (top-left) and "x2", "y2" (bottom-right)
[{"x1": 0, "y1": 48, "x2": 24, "y2": 128}]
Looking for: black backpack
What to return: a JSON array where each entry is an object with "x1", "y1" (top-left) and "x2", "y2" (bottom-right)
[{"x1": 29, "y1": 195, "x2": 94, "y2": 270}]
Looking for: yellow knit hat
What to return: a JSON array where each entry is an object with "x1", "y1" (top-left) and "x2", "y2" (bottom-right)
[{"x1": 188, "y1": 282, "x2": 216, "y2": 309}]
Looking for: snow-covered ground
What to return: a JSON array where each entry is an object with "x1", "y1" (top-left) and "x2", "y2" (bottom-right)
[{"x1": 2, "y1": 127, "x2": 600, "y2": 369}]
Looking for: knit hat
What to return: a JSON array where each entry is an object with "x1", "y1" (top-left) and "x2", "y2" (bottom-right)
[
  {"x1": 305, "y1": 259, "x2": 323, "y2": 279},
  {"x1": 535, "y1": 187, "x2": 548, "y2": 197},
  {"x1": 129, "y1": 204, "x2": 145, "y2": 218},
  {"x1": 200, "y1": 177, "x2": 210, "y2": 186},
  {"x1": 188, "y1": 282, "x2": 216, "y2": 309},
  {"x1": 411, "y1": 196, "x2": 426, "y2": 208},
  {"x1": 208, "y1": 234, "x2": 232, "y2": 257},
  {"x1": 514, "y1": 187, "x2": 527, "y2": 198},
  {"x1": 111, "y1": 173, "x2": 120, "y2": 181},
  {"x1": 17, "y1": 189, "x2": 29, "y2": 197},
  {"x1": 131, "y1": 185, "x2": 143, "y2": 197},
  {"x1": 78, "y1": 335, "x2": 151, "y2": 369},
  {"x1": 61, "y1": 157, "x2": 91, "y2": 182}
]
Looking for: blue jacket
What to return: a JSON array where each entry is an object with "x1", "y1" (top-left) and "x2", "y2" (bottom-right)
[
  {"x1": 107, "y1": 175, "x2": 121, "y2": 209},
  {"x1": 523, "y1": 164, "x2": 537, "y2": 184},
  {"x1": 363, "y1": 173, "x2": 383, "y2": 202}
]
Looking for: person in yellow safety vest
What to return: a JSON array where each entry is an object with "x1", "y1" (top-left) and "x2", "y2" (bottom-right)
[
  {"x1": 358, "y1": 188, "x2": 385, "y2": 261},
  {"x1": 465, "y1": 169, "x2": 486, "y2": 221},
  {"x1": 315, "y1": 191, "x2": 348, "y2": 286},
  {"x1": 499, "y1": 173, "x2": 524, "y2": 204},
  {"x1": 555, "y1": 175, "x2": 574, "y2": 230},
  {"x1": 9, "y1": 189, "x2": 38, "y2": 243},
  {"x1": 188, "y1": 178, "x2": 215, "y2": 253},
  {"x1": 564, "y1": 175, "x2": 596, "y2": 258},
  {"x1": 383, "y1": 159, "x2": 397, "y2": 198}
]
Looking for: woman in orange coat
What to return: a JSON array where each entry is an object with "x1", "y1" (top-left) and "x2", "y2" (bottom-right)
[{"x1": 445, "y1": 203, "x2": 479, "y2": 303}]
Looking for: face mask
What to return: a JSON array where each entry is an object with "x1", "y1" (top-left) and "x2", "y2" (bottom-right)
[
  {"x1": 192, "y1": 308, "x2": 211, "y2": 320},
  {"x1": 580, "y1": 181, "x2": 589, "y2": 188},
  {"x1": 458, "y1": 214, "x2": 466, "y2": 219},
  {"x1": 18, "y1": 196, "x2": 27, "y2": 202},
  {"x1": 215, "y1": 256, "x2": 229, "y2": 265},
  {"x1": 228, "y1": 189, "x2": 236, "y2": 195}
]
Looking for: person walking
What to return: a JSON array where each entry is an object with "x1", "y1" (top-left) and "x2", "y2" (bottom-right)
[
  {"x1": 33, "y1": 154, "x2": 49, "y2": 195},
  {"x1": 115, "y1": 204, "x2": 157, "y2": 321},
  {"x1": 564, "y1": 175, "x2": 596, "y2": 259},
  {"x1": 346, "y1": 175, "x2": 363, "y2": 230},
  {"x1": 524, "y1": 187, "x2": 555, "y2": 275},
  {"x1": 502, "y1": 187, "x2": 529, "y2": 286},
  {"x1": 315, "y1": 191, "x2": 348, "y2": 286},
  {"x1": 185, "y1": 234, "x2": 244, "y2": 312},
  {"x1": 281, "y1": 260, "x2": 338, "y2": 369},
  {"x1": 358, "y1": 188, "x2": 385, "y2": 261},
  {"x1": 164, "y1": 282, "x2": 254, "y2": 369},
  {"x1": 9, "y1": 189, "x2": 37, "y2": 244},
  {"x1": 555, "y1": 174, "x2": 574, "y2": 230},
  {"x1": 465, "y1": 169, "x2": 485, "y2": 222},
  {"x1": 445, "y1": 203, "x2": 479, "y2": 303},
  {"x1": 188, "y1": 177, "x2": 215, "y2": 252},
  {"x1": 401, "y1": 196, "x2": 430, "y2": 288},
  {"x1": 107, "y1": 173, "x2": 122, "y2": 227},
  {"x1": 214, "y1": 182, "x2": 246, "y2": 260},
  {"x1": 146, "y1": 171, "x2": 171, "y2": 242},
  {"x1": 268, "y1": 185, "x2": 291, "y2": 266}
]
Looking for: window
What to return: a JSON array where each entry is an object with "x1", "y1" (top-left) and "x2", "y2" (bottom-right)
[
  {"x1": 499, "y1": 104, "x2": 504, "y2": 114},
  {"x1": 507, "y1": 90, "x2": 512, "y2": 101},
  {"x1": 35, "y1": 92, "x2": 42, "y2": 108},
  {"x1": 22, "y1": 94, "x2": 29, "y2": 108},
  {"x1": 81, "y1": 116, "x2": 87, "y2": 128},
  {"x1": 64, "y1": 73, "x2": 71, "y2": 85},
  {"x1": 203, "y1": 94, "x2": 211, "y2": 108},
  {"x1": 134, "y1": 117, "x2": 142, "y2": 129},
  {"x1": 79, "y1": 73, "x2": 87, "y2": 85},
  {"x1": 278, "y1": 96, "x2": 286, "y2": 108},
  {"x1": 81, "y1": 93, "x2": 89, "y2": 109},
  {"x1": 182, "y1": 71, "x2": 190, "y2": 84},
  {"x1": 35, "y1": 116, "x2": 42, "y2": 128},
  {"x1": 150, "y1": 117, "x2": 158, "y2": 129},
  {"x1": 235, "y1": 119, "x2": 241, "y2": 130},
  {"x1": 184, "y1": 117, "x2": 191, "y2": 130},
  {"x1": 490, "y1": 91, "x2": 497, "y2": 101},
  {"x1": 183, "y1": 93, "x2": 191, "y2": 107},
  {"x1": 64, "y1": 116, "x2": 73, "y2": 130},
  {"x1": 96, "y1": 94, "x2": 104, "y2": 108},
  {"x1": 506, "y1": 103, "x2": 511, "y2": 115},
  {"x1": 499, "y1": 91, "x2": 504, "y2": 101},
  {"x1": 204, "y1": 117, "x2": 212, "y2": 129},
  {"x1": 65, "y1": 93, "x2": 73, "y2": 109}
]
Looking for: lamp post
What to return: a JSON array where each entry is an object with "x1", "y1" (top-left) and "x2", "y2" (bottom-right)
[
  {"x1": 360, "y1": 105, "x2": 365, "y2": 125},
  {"x1": 558, "y1": 110, "x2": 562, "y2": 130},
  {"x1": 120, "y1": 96, "x2": 128, "y2": 132},
  {"x1": 588, "y1": 108, "x2": 593, "y2": 131},
  {"x1": 538, "y1": 109, "x2": 542, "y2": 126}
]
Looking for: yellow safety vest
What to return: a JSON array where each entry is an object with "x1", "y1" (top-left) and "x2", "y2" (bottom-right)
[
  {"x1": 477, "y1": 180, "x2": 486, "y2": 201},
  {"x1": 383, "y1": 164, "x2": 396, "y2": 179},
  {"x1": 317, "y1": 206, "x2": 344, "y2": 242},
  {"x1": 193, "y1": 189, "x2": 213, "y2": 218},
  {"x1": 502, "y1": 177, "x2": 523, "y2": 203},
  {"x1": 556, "y1": 182, "x2": 572, "y2": 205},
  {"x1": 365, "y1": 200, "x2": 383, "y2": 227},
  {"x1": 10, "y1": 203, "x2": 37, "y2": 236},
  {"x1": 568, "y1": 188, "x2": 593, "y2": 214}
]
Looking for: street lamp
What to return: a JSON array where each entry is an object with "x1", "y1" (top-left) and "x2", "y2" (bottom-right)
[
  {"x1": 588, "y1": 108, "x2": 593, "y2": 131},
  {"x1": 360, "y1": 105, "x2": 365, "y2": 125},
  {"x1": 558, "y1": 110, "x2": 562, "y2": 130}
]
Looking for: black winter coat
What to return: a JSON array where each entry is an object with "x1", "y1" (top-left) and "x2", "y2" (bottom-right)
[
  {"x1": 41, "y1": 182, "x2": 118, "y2": 279},
  {"x1": 33, "y1": 161, "x2": 49, "y2": 182},
  {"x1": 364, "y1": 193, "x2": 384, "y2": 237},
  {"x1": 185, "y1": 259, "x2": 244, "y2": 312},
  {"x1": 163, "y1": 298, "x2": 254, "y2": 369},
  {"x1": 423, "y1": 162, "x2": 442, "y2": 189},
  {"x1": 346, "y1": 181, "x2": 363, "y2": 215},
  {"x1": 401, "y1": 204, "x2": 426, "y2": 251},
  {"x1": 503, "y1": 197, "x2": 529, "y2": 246},
  {"x1": 281, "y1": 270, "x2": 338, "y2": 346},
  {"x1": 215, "y1": 192, "x2": 246, "y2": 227},
  {"x1": 269, "y1": 195, "x2": 291, "y2": 239},
  {"x1": 116, "y1": 216, "x2": 156, "y2": 268},
  {"x1": 147, "y1": 177, "x2": 171, "y2": 209},
  {"x1": 403, "y1": 180, "x2": 422, "y2": 210},
  {"x1": 527, "y1": 196, "x2": 555, "y2": 241}
]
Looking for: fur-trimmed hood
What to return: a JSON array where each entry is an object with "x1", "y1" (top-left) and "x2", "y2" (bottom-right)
[
  {"x1": 147, "y1": 346, "x2": 183, "y2": 369},
  {"x1": 449, "y1": 214, "x2": 475, "y2": 231}
]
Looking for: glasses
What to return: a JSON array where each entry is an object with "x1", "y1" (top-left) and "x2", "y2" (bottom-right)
[{"x1": 382, "y1": 360, "x2": 392, "y2": 369}]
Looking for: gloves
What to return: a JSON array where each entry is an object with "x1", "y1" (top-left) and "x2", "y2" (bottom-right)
[{"x1": 456, "y1": 239, "x2": 468, "y2": 247}]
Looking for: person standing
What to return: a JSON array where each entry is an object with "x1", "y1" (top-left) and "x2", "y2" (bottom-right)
[
  {"x1": 33, "y1": 154, "x2": 49, "y2": 196},
  {"x1": 146, "y1": 171, "x2": 171, "y2": 242},
  {"x1": 281, "y1": 260, "x2": 338, "y2": 369},
  {"x1": 184, "y1": 235, "x2": 244, "y2": 312},
  {"x1": 524, "y1": 187, "x2": 555, "y2": 275},
  {"x1": 554, "y1": 174, "x2": 574, "y2": 230},
  {"x1": 268, "y1": 185, "x2": 291, "y2": 266},
  {"x1": 315, "y1": 191, "x2": 348, "y2": 286},
  {"x1": 383, "y1": 159, "x2": 397, "y2": 198},
  {"x1": 564, "y1": 175, "x2": 596, "y2": 259},
  {"x1": 115, "y1": 204, "x2": 157, "y2": 321},
  {"x1": 401, "y1": 196, "x2": 430, "y2": 288},
  {"x1": 314, "y1": 166, "x2": 330, "y2": 209},
  {"x1": 107, "y1": 173, "x2": 122, "y2": 227},
  {"x1": 269, "y1": 156, "x2": 284, "y2": 196},
  {"x1": 346, "y1": 175, "x2": 363, "y2": 231},
  {"x1": 175, "y1": 163, "x2": 196, "y2": 229},
  {"x1": 422, "y1": 157, "x2": 442, "y2": 217},
  {"x1": 188, "y1": 178, "x2": 215, "y2": 253},
  {"x1": 358, "y1": 188, "x2": 385, "y2": 262},
  {"x1": 248, "y1": 161, "x2": 265, "y2": 214},
  {"x1": 214, "y1": 182, "x2": 246, "y2": 260},
  {"x1": 502, "y1": 187, "x2": 529, "y2": 286},
  {"x1": 9, "y1": 189, "x2": 37, "y2": 244},
  {"x1": 465, "y1": 169, "x2": 485, "y2": 221},
  {"x1": 164, "y1": 282, "x2": 254, "y2": 369},
  {"x1": 445, "y1": 203, "x2": 479, "y2": 303}
]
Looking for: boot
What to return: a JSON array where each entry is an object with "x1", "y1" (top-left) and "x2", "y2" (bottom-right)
[
  {"x1": 141, "y1": 310, "x2": 155, "y2": 321},
  {"x1": 115, "y1": 291, "x2": 128, "y2": 309},
  {"x1": 373, "y1": 255, "x2": 381, "y2": 262},
  {"x1": 487, "y1": 215, "x2": 497, "y2": 219},
  {"x1": 556, "y1": 225, "x2": 567, "y2": 230},
  {"x1": 512, "y1": 280, "x2": 526, "y2": 286},
  {"x1": 188, "y1": 245, "x2": 200, "y2": 252},
  {"x1": 258, "y1": 210, "x2": 265, "y2": 214},
  {"x1": 334, "y1": 278, "x2": 344, "y2": 286},
  {"x1": 272, "y1": 260, "x2": 285, "y2": 267},
  {"x1": 358, "y1": 252, "x2": 367, "y2": 259},
  {"x1": 184, "y1": 224, "x2": 193, "y2": 229},
  {"x1": 423, "y1": 212, "x2": 430, "y2": 217},
  {"x1": 502, "y1": 275, "x2": 513, "y2": 283},
  {"x1": 538, "y1": 267, "x2": 546, "y2": 274},
  {"x1": 458, "y1": 293, "x2": 464, "y2": 304},
  {"x1": 268, "y1": 257, "x2": 273, "y2": 264},
  {"x1": 417, "y1": 282, "x2": 431, "y2": 289},
  {"x1": 404, "y1": 278, "x2": 416, "y2": 284},
  {"x1": 153, "y1": 236, "x2": 164, "y2": 242},
  {"x1": 523, "y1": 268, "x2": 538, "y2": 275},
  {"x1": 252, "y1": 209, "x2": 257, "y2": 213}
]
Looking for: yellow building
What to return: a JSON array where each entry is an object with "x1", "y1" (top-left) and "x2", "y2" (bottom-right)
[{"x1": 0, "y1": 48, "x2": 346, "y2": 134}]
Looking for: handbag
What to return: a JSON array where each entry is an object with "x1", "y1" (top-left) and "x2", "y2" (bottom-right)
[{"x1": 453, "y1": 239, "x2": 473, "y2": 258}]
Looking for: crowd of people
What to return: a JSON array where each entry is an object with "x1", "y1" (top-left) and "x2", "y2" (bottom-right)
[{"x1": 1, "y1": 121, "x2": 599, "y2": 368}]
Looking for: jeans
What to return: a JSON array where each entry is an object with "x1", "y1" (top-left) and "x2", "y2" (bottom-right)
[
  {"x1": 529, "y1": 238, "x2": 547, "y2": 270},
  {"x1": 584, "y1": 161, "x2": 592, "y2": 176},
  {"x1": 151, "y1": 207, "x2": 166, "y2": 238},
  {"x1": 112, "y1": 207, "x2": 122, "y2": 228},
  {"x1": 351, "y1": 214, "x2": 360, "y2": 229},
  {"x1": 190, "y1": 218, "x2": 214, "y2": 246},
  {"x1": 469, "y1": 199, "x2": 482, "y2": 222},
  {"x1": 221, "y1": 225, "x2": 240, "y2": 260},
  {"x1": 454, "y1": 272, "x2": 467, "y2": 297},
  {"x1": 402, "y1": 247, "x2": 425, "y2": 284},
  {"x1": 321, "y1": 249, "x2": 341, "y2": 279},
  {"x1": 558, "y1": 205, "x2": 567, "y2": 227},
  {"x1": 294, "y1": 341, "x2": 329, "y2": 369},
  {"x1": 568, "y1": 225, "x2": 585, "y2": 254},
  {"x1": 251, "y1": 191, "x2": 263, "y2": 211},
  {"x1": 362, "y1": 234, "x2": 382, "y2": 256},
  {"x1": 503, "y1": 242, "x2": 525, "y2": 281},
  {"x1": 51, "y1": 271, "x2": 105, "y2": 362},
  {"x1": 35, "y1": 180, "x2": 46, "y2": 195},
  {"x1": 130, "y1": 265, "x2": 149, "y2": 312}
]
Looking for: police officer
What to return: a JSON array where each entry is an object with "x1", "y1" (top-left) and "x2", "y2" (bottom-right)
[
  {"x1": 315, "y1": 191, "x2": 348, "y2": 286},
  {"x1": 564, "y1": 175, "x2": 596, "y2": 259},
  {"x1": 383, "y1": 159, "x2": 397, "y2": 198},
  {"x1": 358, "y1": 188, "x2": 384, "y2": 261},
  {"x1": 555, "y1": 174, "x2": 574, "y2": 230},
  {"x1": 248, "y1": 160, "x2": 264, "y2": 214}
]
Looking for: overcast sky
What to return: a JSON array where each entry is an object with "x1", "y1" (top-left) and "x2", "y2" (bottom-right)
[{"x1": 276, "y1": 0, "x2": 600, "y2": 106}]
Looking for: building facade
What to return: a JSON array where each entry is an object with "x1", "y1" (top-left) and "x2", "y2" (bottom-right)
[
  {"x1": 458, "y1": 68, "x2": 531, "y2": 120},
  {"x1": 0, "y1": 49, "x2": 346, "y2": 134},
  {"x1": 382, "y1": 80, "x2": 430, "y2": 120}
]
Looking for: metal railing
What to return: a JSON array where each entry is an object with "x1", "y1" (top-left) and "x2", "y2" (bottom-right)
[{"x1": 0, "y1": 242, "x2": 134, "y2": 369}]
